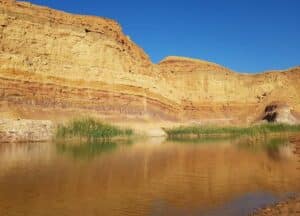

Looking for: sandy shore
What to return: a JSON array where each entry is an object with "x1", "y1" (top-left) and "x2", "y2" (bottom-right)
[{"x1": 250, "y1": 196, "x2": 300, "y2": 216}]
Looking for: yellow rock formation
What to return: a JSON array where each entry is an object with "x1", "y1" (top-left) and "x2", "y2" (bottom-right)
[{"x1": 0, "y1": 0, "x2": 299, "y2": 124}]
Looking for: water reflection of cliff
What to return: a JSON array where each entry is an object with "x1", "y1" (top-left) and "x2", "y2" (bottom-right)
[{"x1": 0, "y1": 136, "x2": 299, "y2": 216}]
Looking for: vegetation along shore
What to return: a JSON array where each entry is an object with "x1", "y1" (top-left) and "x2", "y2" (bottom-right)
[
  {"x1": 164, "y1": 123, "x2": 300, "y2": 138},
  {"x1": 56, "y1": 118, "x2": 133, "y2": 140}
]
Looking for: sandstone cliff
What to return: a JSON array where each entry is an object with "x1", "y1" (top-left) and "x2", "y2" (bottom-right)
[{"x1": 0, "y1": 0, "x2": 299, "y2": 124}]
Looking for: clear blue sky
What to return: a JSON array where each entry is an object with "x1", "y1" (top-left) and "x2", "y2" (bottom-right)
[{"x1": 27, "y1": 0, "x2": 300, "y2": 73}]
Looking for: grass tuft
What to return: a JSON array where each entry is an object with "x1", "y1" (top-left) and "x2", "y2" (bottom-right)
[{"x1": 56, "y1": 118, "x2": 133, "y2": 140}]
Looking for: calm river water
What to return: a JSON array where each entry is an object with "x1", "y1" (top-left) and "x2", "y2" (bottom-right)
[{"x1": 0, "y1": 135, "x2": 299, "y2": 216}]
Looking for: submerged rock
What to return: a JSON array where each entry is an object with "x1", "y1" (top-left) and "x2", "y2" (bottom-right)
[{"x1": 0, "y1": 119, "x2": 54, "y2": 143}]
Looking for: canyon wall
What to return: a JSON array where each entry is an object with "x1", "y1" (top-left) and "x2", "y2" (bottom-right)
[{"x1": 0, "y1": 0, "x2": 299, "y2": 124}]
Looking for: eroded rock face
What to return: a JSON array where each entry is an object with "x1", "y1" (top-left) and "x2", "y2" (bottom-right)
[
  {"x1": 0, "y1": 1, "x2": 299, "y2": 124},
  {"x1": 262, "y1": 103, "x2": 299, "y2": 124},
  {"x1": 0, "y1": 119, "x2": 54, "y2": 142}
]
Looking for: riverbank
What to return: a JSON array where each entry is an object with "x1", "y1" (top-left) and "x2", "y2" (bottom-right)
[
  {"x1": 250, "y1": 196, "x2": 300, "y2": 216},
  {"x1": 2, "y1": 116, "x2": 300, "y2": 143},
  {"x1": 0, "y1": 119, "x2": 54, "y2": 143}
]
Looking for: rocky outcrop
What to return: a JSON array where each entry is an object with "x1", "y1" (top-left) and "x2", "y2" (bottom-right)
[
  {"x1": 0, "y1": 0, "x2": 299, "y2": 124},
  {"x1": 0, "y1": 119, "x2": 54, "y2": 142},
  {"x1": 251, "y1": 196, "x2": 300, "y2": 216},
  {"x1": 261, "y1": 102, "x2": 299, "y2": 124}
]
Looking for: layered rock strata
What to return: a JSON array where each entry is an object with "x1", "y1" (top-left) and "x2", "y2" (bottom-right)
[{"x1": 0, "y1": 0, "x2": 299, "y2": 125}]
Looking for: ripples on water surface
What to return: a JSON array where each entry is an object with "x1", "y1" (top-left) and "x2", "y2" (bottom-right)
[{"x1": 0, "y1": 135, "x2": 299, "y2": 216}]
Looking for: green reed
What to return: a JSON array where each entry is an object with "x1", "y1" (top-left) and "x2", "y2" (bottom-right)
[
  {"x1": 165, "y1": 123, "x2": 300, "y2": 138},
  {"x1": 56, "y1": 118, "x2": 133, "y2": 139}
]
